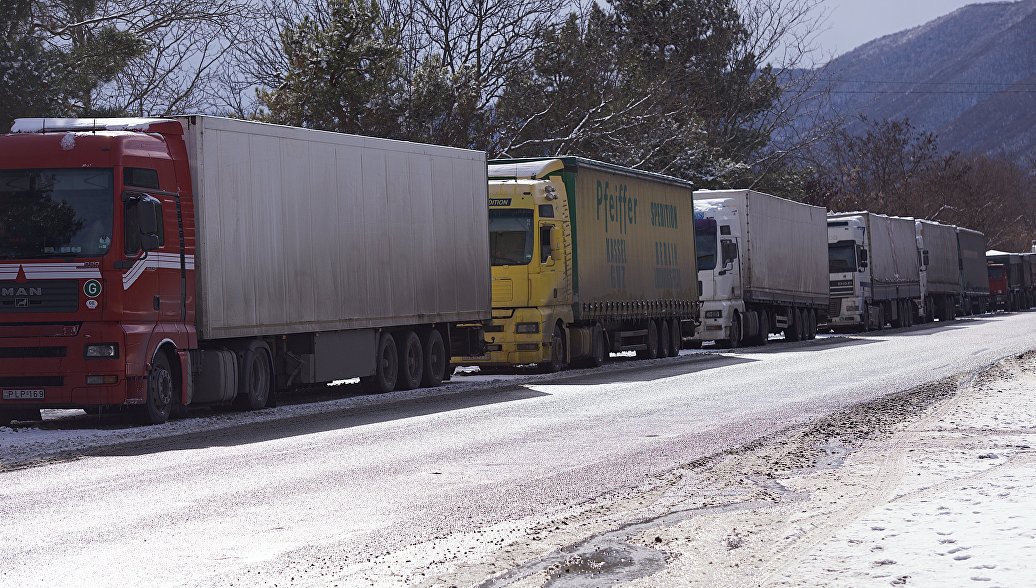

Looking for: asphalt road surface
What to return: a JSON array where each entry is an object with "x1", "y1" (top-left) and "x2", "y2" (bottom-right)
[{"x1": 3, "y1": 313, "x2": 1035, "y2": 587}]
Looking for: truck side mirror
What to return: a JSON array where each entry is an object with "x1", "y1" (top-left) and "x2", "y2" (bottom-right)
[
  {"x1": 859, "y1": 248, "x2": 868, "y2": 262},
  {"x1": 124, "y1": 192, "x2": 163, "y2": 253}
]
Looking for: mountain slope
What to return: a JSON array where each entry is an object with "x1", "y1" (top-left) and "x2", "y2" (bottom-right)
[{"x1": 814, "y1": 0, "x2": 1036, "y2": 160}]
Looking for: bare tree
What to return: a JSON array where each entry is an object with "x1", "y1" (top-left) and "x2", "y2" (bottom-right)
[{"x1": 29, "y1": 0, "x2": 254, "y2": 116}]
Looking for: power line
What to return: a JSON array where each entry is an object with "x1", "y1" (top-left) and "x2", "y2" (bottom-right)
[
  {"x1": 819, "y1": 78, "x2": 1036, "y2": 87},
  {"x1": 828, "y1": 90, "x2": 1036, "y2": 94}
]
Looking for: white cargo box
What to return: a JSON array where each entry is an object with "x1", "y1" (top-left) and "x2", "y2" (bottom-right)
[{"x1": 179, "y1": 116, "x2": 490, "y2": 339}]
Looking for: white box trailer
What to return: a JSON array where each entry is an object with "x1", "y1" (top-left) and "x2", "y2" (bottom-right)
[
  {"x1": 693, "y1": 189, "x2": 828, "y2": 347},
  {"x1": 955, "y1": 227, "x2": 990, "y2": 314},
  {"x1": 180, "y1": 115, "x2": 490, "y2": 339},
  {"x1": 828, "y1": 212, "x2": 921, "y2": 330},
  {"x1": 916, "y1": 219, "x2": 962, "y2": 320}
]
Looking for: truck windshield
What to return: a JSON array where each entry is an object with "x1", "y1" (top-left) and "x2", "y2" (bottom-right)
[
  {"x1": 829, "y1": 241, "x2": 857, "y2": 273},
  {"x1": 694, "y1": 218, "x2": 717, "y2": 271},
  {"x1": 988, "y1": 266, "x2": 1006, "y2": 280},
  {"x1": 489, "y1": 209, "x2": 534, "y2": 266},
  {"x1": 0, "y1": 169, "x2": 114, "y2": 259}
]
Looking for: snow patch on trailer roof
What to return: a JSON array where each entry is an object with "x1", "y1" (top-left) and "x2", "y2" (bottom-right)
[{"x1": 11, "y1": 117, "x2": 176, "y2": 134}]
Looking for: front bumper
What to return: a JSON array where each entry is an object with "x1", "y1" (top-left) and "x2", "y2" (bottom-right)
[
  {"x1": 0, "y1": 325, "x2": 135, "y2": 409},
  {"x1": 453, "y1": 309, "x2": 551, "y2": 367}
]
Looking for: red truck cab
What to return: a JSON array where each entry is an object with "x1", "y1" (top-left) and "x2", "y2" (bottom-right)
[{"x1": 0, "y1": 119, "x2": 196, "y2": 425}]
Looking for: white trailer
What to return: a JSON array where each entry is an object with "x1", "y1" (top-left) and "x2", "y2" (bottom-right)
[
  {"x1": 916, "y1": 219, "x2": 962, "y2": 321},
  {"x1": 692, "y1": 190, "x2": 828, "y2": 347},
  {"x1": 178, "y1": 115, "x2": 491, "y2": 398}
]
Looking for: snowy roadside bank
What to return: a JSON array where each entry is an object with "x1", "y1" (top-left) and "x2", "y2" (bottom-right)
[{"x1": 603, "y1": 352, "x2": 1036, "y2": 587}]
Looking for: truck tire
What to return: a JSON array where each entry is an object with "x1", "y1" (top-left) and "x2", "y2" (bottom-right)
[
  {"x1": 363, "y1": 332, "x2": 399, "y2": 393},
  {"x1": 420, "y1": 329, "x2": 446, "y2": 388},
  {"x1": 658, "y1": 321, "x2": 671, "y2": 358},
  {"x1": 396, "y1": 330, "x2": 423, "y2": 391},
  {"x1": 637, "y1": 321, "x2": 660, "y2": 359},
  {"x1": 668, "y1": 319, "x2": 681, "y2": 356},
  {"x1": 541, "y1": 325, "x2": 567, "y2": 372},
  {"x1": 576, "y1": 324, "x2": 608, "y2": 368},
  {"x1": 806, "y1": 309, "x2": 817, "y2": 340},
  {"x1": 757, "y1": 310, "x2": 769, "y2": 346},
  {"x1": 234, "y1": 342, "x2": 272, "y2": 410},
  {"x1": 784, "y1": 308, "x2": 800, "y2": 342},
  {"x1": 717, "y1": 313, "x2": 743, "y2": 349},
  {"x1": 138, "y1": 351, "x2": 175, "y2": 424}
]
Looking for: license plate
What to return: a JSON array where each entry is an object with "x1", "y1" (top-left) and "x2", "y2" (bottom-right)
[{"x1": 3, "y1": 389, "x2": 44, "y2": 400}]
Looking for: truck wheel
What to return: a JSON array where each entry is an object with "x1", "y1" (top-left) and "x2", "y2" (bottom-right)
[
  {"x1": 583, "y1": 325, "x2": 607, "y2": 367},
  {"x1": 234, "y1": 342, "x2": 272, "y2": 410},
  {"x1": 784, "y1": 308, "x2": 800, "y2": 342},
  {"x1": 717, "y1": 313, "x2": 743, "y2": 348},
  {"x1": 139, "y1": 351, "x2": 175, "y2": 424},
  {"x1": 757, "y1": 310, "x2": 769, "y2": 346},
  {"x1": 396, "y1": 331, "x2": 424, "y2": 391},
  {"x1": 420, "y1": 329, "x2": 446, "y2": 388},
  {"x1": 637, "y1": 321, "x2": 660, "y2": 359},
  {"x1": 363, "y1": 332, "x2": 399, "y2": 393},
  {"x1": 669, "y1": 319, "x2": 681, "y2": 356},
  {"x1": 541, "y1": 325, "x2": 567, "y2": 372},
  {"x1": 658, "y1": 321, "x2": 671, "y2": 358},
  {"x1": 806, "y1": 310, "x2": 817, "y2": 340}
]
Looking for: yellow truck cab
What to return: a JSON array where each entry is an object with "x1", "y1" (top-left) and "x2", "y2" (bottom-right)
[{"x1": 458, "y1": 157, "x2": 700, "y2": 372}]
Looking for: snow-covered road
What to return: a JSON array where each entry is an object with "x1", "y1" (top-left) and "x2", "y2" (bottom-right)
[{"x1": 2, "y1": 312, "x2": 1035, "y2": 587}]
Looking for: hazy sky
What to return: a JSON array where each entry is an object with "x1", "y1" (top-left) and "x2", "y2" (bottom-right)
[{"x1": 814, "y1": 0, "x2": 1004, "y2": 61}]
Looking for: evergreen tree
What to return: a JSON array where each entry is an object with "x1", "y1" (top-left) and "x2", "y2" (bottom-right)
[
  {"x1": 0, "y1": 0, "x2": 65, "y2": 130},
  {"x1": 258, "y1": 0, "x2": 402, "y2": 135}
]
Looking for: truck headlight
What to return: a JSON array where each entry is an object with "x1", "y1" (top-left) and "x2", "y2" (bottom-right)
[
  {"x1": 704, "y1": 310, "x2": 723, "y2": 319},
  {"x1": 515, "y1": 322, "x2": 540, "y2": 334},
  {"x1": 85, "y1": 344, "x2": 119, "y2": 358}
]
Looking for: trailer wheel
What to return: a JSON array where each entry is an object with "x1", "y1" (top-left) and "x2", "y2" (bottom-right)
[
  {"x1": 637, "y1": 320, "x2": 660, "y2": 359},
  {"x1": 362, "y1": 332, "x2": 399, "y2": 393},
  {"x1": 658, "y1": 321, "x2": 671, "y2": 358},
  {"x1": 396, "y1": 331, "x2": 423, "y2": 391},
  {"x1": 234, "y1": 342, "x2": 272, "y2": 410},
  {"x1": 420, "y1": 329, "x2": 446, "y2": 388},
  {"x1": 784, "y1": 308, "x2": 800, "y2": 342},
  {"x1": 669, "y1": 319, "x2": 681, "y2": 356},
  {"x1": 757, "y1": 310, "x2": 769, "y2": 346},
  {"x1": 805, "y1": 310, "x2": 817, "y2": 340},
  {"x1": 138, "y1": 351, "x2": 175, "y2": 424}
]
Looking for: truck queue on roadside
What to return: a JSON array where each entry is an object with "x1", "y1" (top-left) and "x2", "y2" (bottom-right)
[{"x1": 0, "y1": 117, "x2": 1030, "y2": 426}]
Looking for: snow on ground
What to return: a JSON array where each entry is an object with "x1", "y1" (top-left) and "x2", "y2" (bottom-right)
[
  {"x1": 614, "y1": 352, "x2": 1036, "y2": 588},
  {"x1": 770, "y1": 356, "x2": 1036, "y2": 587}
]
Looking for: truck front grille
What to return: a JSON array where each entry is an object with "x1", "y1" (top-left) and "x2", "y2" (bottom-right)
[
  {"x1": 0, "y1": 347, "x2": 67, "y2": 359},
  {"x1": 0, "y1": 280, "x2": 78, "y2": 313},
  {"x1": 829, "y1": 298, "x2": 843, "y2": 317},
  {"x1": 0, "y1": 375, "x2": 64, "y2": 387}
]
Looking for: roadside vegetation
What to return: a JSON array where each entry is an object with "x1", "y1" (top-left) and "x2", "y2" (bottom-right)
[{"x1": 2, "y1": 0, "x2": 1033, "y2": 248}]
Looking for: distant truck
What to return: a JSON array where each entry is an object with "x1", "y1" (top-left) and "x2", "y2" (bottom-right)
[
  {"x1": 986, "y1": 250, "x2": 1025, "y2": 311},
  {"x1": 828, "y1": 212, "x2": 921, "y2": 330},
  {"x1": 0, "y1": 116, "x2": 490, "y2": 425},
  {"x1": 955, "y1": 227, "x2": 990, "y2": 315},
  {"x1": 455, "y1": 157, "x2": 699, "y2": 371},
  {"x1": 915, "y1": 220, "x2": 962, "y2": 321},
  {"x1": 690, "y1": 190, "x2": 828, "y2": 347}
]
